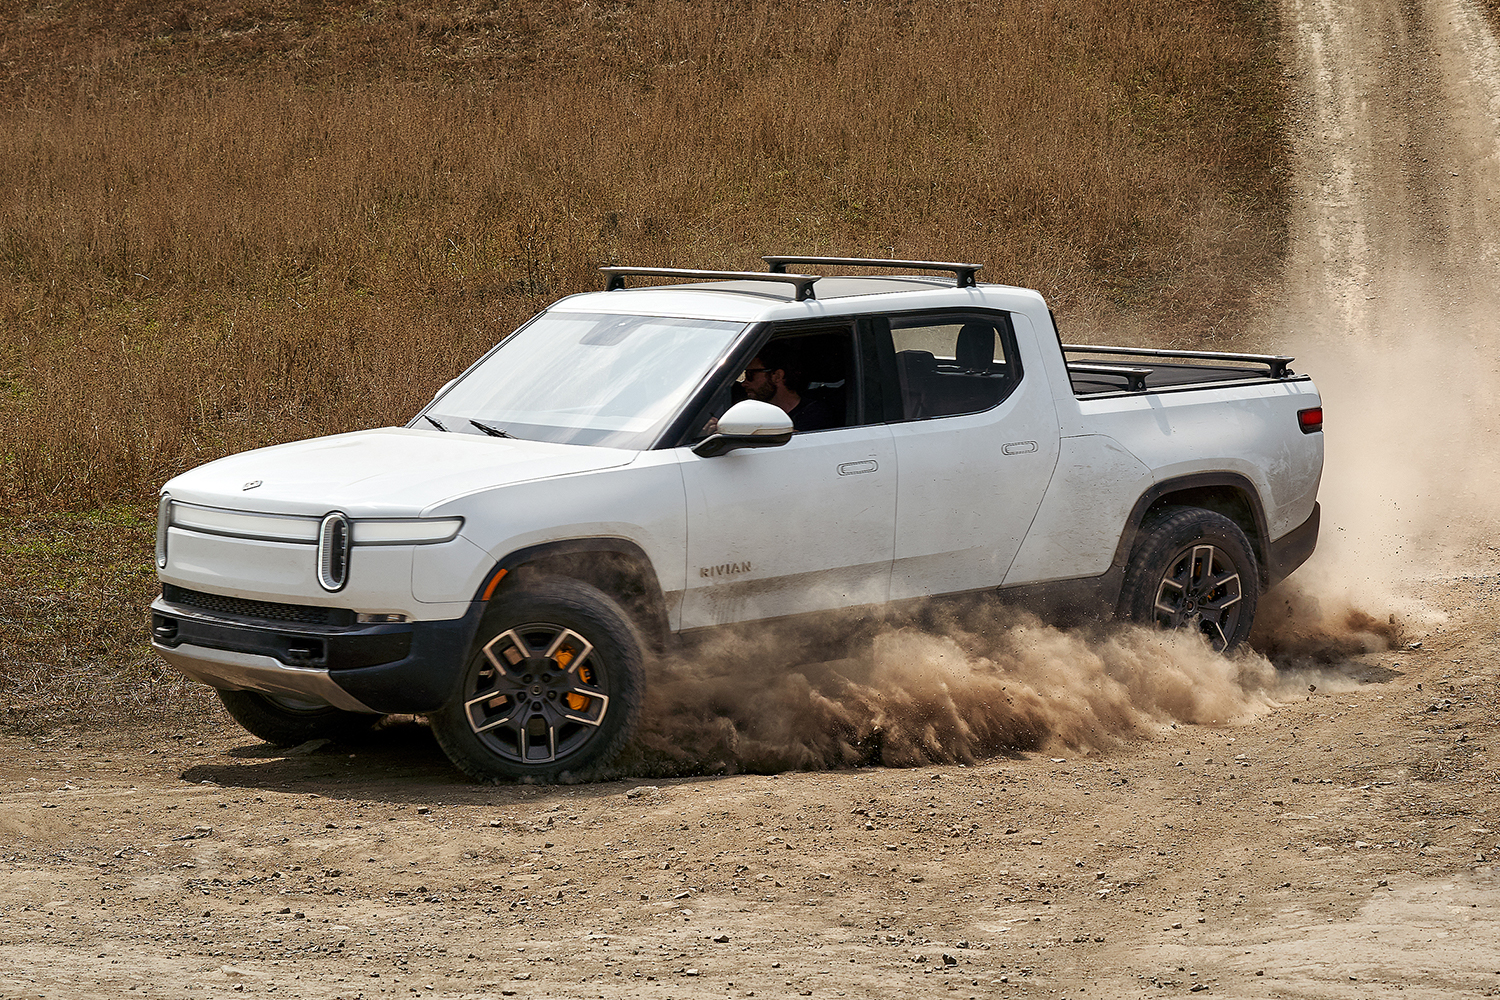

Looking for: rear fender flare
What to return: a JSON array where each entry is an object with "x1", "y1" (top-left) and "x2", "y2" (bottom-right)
[{"x1": 1111, "y1": 473, "x2": 1270, "y2": 591}]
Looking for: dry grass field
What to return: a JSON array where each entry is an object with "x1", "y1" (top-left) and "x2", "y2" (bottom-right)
[{"x1": 1, "y1": 0, "x2": 1289, "y2": 730}]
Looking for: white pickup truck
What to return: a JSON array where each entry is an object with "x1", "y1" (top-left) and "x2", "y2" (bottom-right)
[{"x1": 150, "y1": 257, "x2": 1323, "y2": 782}]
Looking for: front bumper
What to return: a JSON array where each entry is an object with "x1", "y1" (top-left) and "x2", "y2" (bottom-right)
[{"x1": 150, "y1": 591, "x2": 486, "y2": 714}]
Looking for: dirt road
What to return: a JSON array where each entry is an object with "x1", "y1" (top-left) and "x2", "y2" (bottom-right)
[{"x1": 5, "y1": 1, "x2": 1500, "y2": 998}]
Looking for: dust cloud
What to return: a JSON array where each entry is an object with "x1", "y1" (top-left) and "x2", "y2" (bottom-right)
[
  {"x1": 617, "y1": 302, "x2": 1493, "y2": 778},
  {"x1": 620, "y1": 605, "x2": 1358, "y2": 778},
  {"x1": 1262, "y1": 0, "x2": 1500, "y2": 654},
  {"x1": 620, "y1": 298, "x2": 1493, "y2": 779},
  {"x1": 1259, "y1": 286, "x2": 1500, "y2": 655},
  {"x1": 618, "y1": 286, "x2": 1500, "y2": 778}
]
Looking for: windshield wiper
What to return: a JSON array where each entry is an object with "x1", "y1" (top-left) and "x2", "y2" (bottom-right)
[
  {"x1": 468, "y1": 418, "x2": 513, "y2": 439},
  {"x1": 423, "y1": 414, "x2": 448, "y2": 432}
]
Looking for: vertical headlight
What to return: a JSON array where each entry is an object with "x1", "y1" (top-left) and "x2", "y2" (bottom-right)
[
  {"x1": 156, "y1": 495, "x2": 172, "y2": 569},
  {"x1": 317, "y1": 512, "x2": 351, "y2": 592}
]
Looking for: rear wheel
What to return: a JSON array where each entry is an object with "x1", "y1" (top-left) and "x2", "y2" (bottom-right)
[
  {"x1": 216, "y1": 689, "x2": 381, "y2": 746},
  {"x1": 1119, "y1": 507, "x2": 1259, "y2": 651},
  {"x1": 429, "y1": 577, "x2": 644, "y2": 783}
]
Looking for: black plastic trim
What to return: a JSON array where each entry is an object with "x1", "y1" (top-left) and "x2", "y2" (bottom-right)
[
  {"x1": 150, "y1": 598, "x2": 413, "y2": 671},
  {"x1": 161, "y1": 584, "x2": 356, "y2": 627},
  {"x1": 601, "y1": 267, "x2": 819, "y2": 301},
  {"x1": 762, "y1": 255, "x2": 982, "y2": 289},
  {"x1": 1266, "y1": 503, "x2": 1320, "y2": 587},
  {"x1": 150, "y1": 596, "x2": 487, "y2": 714},
  {"x1": 1109, "y1": 472, "x2": 1273, "y2": 590},
  {"x1": 1062, "y1": 343, "x2": 1295, "y2": 379},
  {"x1": 330, "y1": 606, "x2": 487, "y2": 713},
  {"x1": 691, "y1": 430, "x2": 794, "y2": 457},
  {"x1": 1076, "y1": 373, "x2": 1314, "y2": 400}
]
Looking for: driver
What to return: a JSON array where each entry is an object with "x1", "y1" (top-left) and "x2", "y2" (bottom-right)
[{"x1": 738, "y1": 342, "x2": 841, "y2": 432}]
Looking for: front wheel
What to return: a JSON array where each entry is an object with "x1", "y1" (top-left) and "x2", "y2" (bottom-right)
[
  {"x1": 428, "y1": 577, "x2": 645, "y2": 783},
  {"x1": 1119, "y1": 507, "x2": 1259, "y2": 651},
  {"x1": 216, "y1": 689, "x2": 381, "y2": 746}
]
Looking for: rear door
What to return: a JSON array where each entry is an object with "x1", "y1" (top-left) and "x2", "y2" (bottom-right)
[
  {"x1": 878, "y1": 310, "x2": 1061, "y2": 599},
  {"x1": 675, "y1": 321, "x2": 897, "y2": 629}
]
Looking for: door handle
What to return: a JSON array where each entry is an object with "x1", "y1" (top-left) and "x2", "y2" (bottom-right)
[{"x1": 838, "y1": 460, "x2": 879, "y2": 476}]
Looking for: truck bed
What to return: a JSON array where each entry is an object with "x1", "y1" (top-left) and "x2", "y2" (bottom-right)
[{"x1": 1062, "y1": 344, "x2": 1300, "y2": 397}]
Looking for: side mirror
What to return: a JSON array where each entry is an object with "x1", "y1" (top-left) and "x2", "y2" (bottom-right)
[{"x1": 692, "y1": 400, "x2": 794, "y2": 457}]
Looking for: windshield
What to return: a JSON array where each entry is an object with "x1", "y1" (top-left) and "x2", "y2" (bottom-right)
[{"x1": 421, "y1": 311, "x2": 747, "y2": 449}]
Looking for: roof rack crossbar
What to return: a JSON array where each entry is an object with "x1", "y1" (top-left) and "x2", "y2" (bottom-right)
[
  {"x1": 600, "y1": 266, "x2": 818, "y2": 301},
  {"x1": 1062, "y1": 344, "x2": 1295, "y2": 379},
  {"x1": 762, "y1": 255, "x2": 982, "y2": 289}
]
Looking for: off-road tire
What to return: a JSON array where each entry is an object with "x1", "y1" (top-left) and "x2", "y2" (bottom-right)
[
  {"x1": 429, "y1": 577, "x2": 645, "y2": 783},
  {"x1": 1119, "y1": 506, "x2": 1259, "y2": 651},
  {"x1": 216, "y1": 689, "x2": 381, "y2": 746}
]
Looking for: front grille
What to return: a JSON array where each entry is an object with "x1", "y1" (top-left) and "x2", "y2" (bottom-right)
[{"x1": 161, "y1": 584, "x2": 355, "y2": 627}]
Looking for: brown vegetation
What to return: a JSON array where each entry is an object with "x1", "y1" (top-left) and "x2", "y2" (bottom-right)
[{"x1": 2, "y1": 0, "x2": 1288, "y2": 514}]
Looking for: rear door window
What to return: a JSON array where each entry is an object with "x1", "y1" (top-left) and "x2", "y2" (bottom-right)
[{"x1": 888, "y1": 313, "x2": 1021, "y2": 420}]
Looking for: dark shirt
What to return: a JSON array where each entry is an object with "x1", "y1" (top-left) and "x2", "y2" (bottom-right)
[{"x1": 788, "y1": 391, "x2": 843, "y2": 432}]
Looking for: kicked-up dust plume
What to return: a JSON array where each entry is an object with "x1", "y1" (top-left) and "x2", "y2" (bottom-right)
[
  {"x1": 1254, "y1": 0, "x2": 1500, "y2": 650},
  {"x1": 619, "y1": 605, "x2": 1356, "y2": 778}
]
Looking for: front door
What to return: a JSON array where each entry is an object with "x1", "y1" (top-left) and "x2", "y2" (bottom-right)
[
  {"x1": 676, "y1": 323, "x2": 897, "y2": 629},
  {"x1": 678, "y1": 426, "x2": 897, "y2": 628}
]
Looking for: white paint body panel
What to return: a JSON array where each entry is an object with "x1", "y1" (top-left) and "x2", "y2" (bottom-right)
[
  {"x1": 419, "y1": 450, "x2": 689, "y2": 612},
  {"x1": 164, "y1": 426, "x2": 636, "y2": 517},
  {"x1": 161, "y1": 526, "x2": 475, "y2": 620},
  {"x1": 1004, "y1": 434, "x2": 1154, "y2": 584},
  {"x1": 1076, "y1": 382, "x2": 1324, "y2": 540},
  {"x1": 677, "y1": 425, "x2": 897, "y2": 628},
  {"x1": 887, "y1": 311, "x2": 1062, "y2": 598}
]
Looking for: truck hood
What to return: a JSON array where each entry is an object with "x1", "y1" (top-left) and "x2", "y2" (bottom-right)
[{"x1": 162, "y1": 427, "x2": 638, "y2": 516}]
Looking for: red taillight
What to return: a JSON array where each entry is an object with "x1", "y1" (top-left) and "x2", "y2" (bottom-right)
[{"x1": 1298, "y1": 406, "x2": 1323, "y2": 434}]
